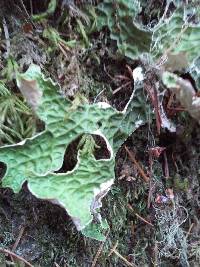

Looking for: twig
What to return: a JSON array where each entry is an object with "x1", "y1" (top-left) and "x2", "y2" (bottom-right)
[
  {"x1": 91, "y1": 231, "x2": 109, "y2": 267},
  {"x1": 108, "y1": 241, "x2": 137, "y2": 267},
  {"x1": 113, "y1": 81, "x2": 131, "y2": 94},
  {"x1": 58, "y1": 43, "x2": 70, "y2": 59},
  {"x1": 134, "y1": 212, "x2": 154, "y2": 227},
  {"x1": 19, "y1": 0, "x2": 36, "y2": 29},
  {"x1": 115, "y1": 75, "x2": 131, "y2": 81},
  {"x1": 159, "y1": 1, "x2": 170, "y2": 22},
  {"x1": 144, "y1": 77, "x2": 161, "y2": 135},
  {"x1": 126, "y1": 64, "x2": 133, "y2": 78},
  {"x1": 2, "y1": 18, "x2": 10, "y2": 58},
  {"x1": 172, "y1": 152, "x2": 179, "y2": 172},
  {"x1": 12, "y1": 226, "x2": 25, "y2": 252},
  {"x1": 20, "y1": 0, "x2": 31, "y2": 18},
  {"x1": 59, "y1": 40, "x2": 71, "y2": 52},
  {"x1": 0, "y1": 248, "x2": 33, "y2": 267},
  {"x1": 186, "y1": 223, "x2": 194, "y2": 239},
  {"x1": 94, "y1": 89, "x2": 105, "y2": 103},
  {"x1": 108, "y1": 241, "x2": 119, "y2": 257},
  {"x1": 163, "y1": 151, "x2": 169, "y2": 178},
  {"x1": 128, "y1": 204, "x2": 154, "y2": 227},
  {"x1": 147, "y1": 152, "x2": 153, "y2": 208},
  {"x1": 153, "y1": 86, "x2": 161, "y2": 135},
  {"x1": 125, "y1": 146, "x2": 149, "y2": 183},
  {"x1": 147, "y1": 180, "x2": 156, "y2": 209},
  {"x1": 153, "y1": 242, "x2": 159, "y2": 267},
  {"x1": 103, "y1": 64, "x2": 117, "y2": 82},
  {"x1": 112, "y1": 250, "x2": 136, "y2": 267}
]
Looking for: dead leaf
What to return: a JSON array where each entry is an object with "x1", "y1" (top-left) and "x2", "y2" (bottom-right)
[{"x1": 18, "y1": 78, "x2": 42, "y2": 110}]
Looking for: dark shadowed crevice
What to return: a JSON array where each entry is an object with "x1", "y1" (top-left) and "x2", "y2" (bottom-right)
[
  {"x1": 0, "y1": 162, "x2": 7, "y2": 180},
  {"x1": 93, "y1": 134, "x2": 111, "y2": 160},
  {"x1": 55, "y1": 136, "x2": 81, "y2": 173},
  {"x1": 180, "y1": 72, "x2": 198, "y2": 92},
  {"x1": 56, "y1": 133, "x2": 111, "y2": 174}
]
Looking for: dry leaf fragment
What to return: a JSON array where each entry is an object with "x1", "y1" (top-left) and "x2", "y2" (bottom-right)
[{"x1": 17, "y1": 78, "x2": 42, "y2": 110}]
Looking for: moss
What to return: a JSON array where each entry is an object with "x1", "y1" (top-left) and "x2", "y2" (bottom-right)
[{"x1": 173, "y1": 174, "x2": 189, "y2": 192}]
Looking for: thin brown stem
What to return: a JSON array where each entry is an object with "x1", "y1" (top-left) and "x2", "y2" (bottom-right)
[
  {"x1": 108, "y1": 241, "x2": 137, "y2": 267},
  {"x1": 0, "y1": 248, "x2": 33, "y2": 267},
  {"x1": 12, "y1": 226, "x2": 25, "y2": 252},
  {"x1": 186, "y1": 223, "x2": 194, "y2": 239},
  {"x1": 128, "y1": 204, "x2": 154, "y2": 227},
  {"x1": 91, "y1": 231, "x2": 109, "y2": 267},
  {"x1": 125, "y1": 146, "x2": 149, "y2": 183},
  {"x1": 113, "y1": 81, "x2": 131, "y2": 95}
]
